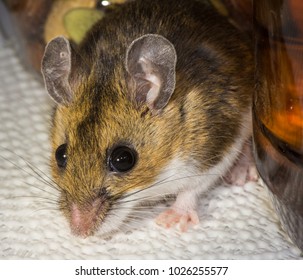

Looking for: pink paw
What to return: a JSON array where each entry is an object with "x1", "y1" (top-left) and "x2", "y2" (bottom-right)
[
  {"x1": 155, "y1": 208, "x2": 199, "y2": 232},
  {"x1": 224, "y1": 139, "x2": 259, "y2": 186},
  {"x1": 224, "y1": 162, "x2": 258, "y2": 186},
  {"x1": 247, "y1": 164, "x2": 258, "y2": 182}
]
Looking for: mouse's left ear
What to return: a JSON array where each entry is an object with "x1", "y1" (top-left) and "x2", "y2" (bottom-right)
[
  {"x1": 125, "y1": 34, "x2": 177, "y2": 114},
  {"x1": 41, "y1": 36, "x2": 73, "y2": 106}
]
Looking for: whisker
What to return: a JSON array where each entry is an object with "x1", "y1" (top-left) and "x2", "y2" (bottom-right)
[
  {"x1": 116, "y1": 173, "x2": 178, "y2": 199},
  {"x1": 1, "y1": 194, "x2": 58, "y2": 203},
  {"x1": 116, "y1": 172, "x2": 220, "y2": 205},
  {"x1": 25, "y1": 164, "x2": 60, "y2": 192},
  {"x1": 29, "y1": 206, "x2": 59, "y2": 215},
  {"x1": 0, "y1": 150, "x2": 60, "y2": 193},
  {"x1": 0, "y1": 147, "x2": 65, "y2": 211},
  {"x1": 111, "y1": 205, "x2": 170, "y2": 215},
  {"x1": 23, "y1": 181, "x2": 59, "y2": 200}
]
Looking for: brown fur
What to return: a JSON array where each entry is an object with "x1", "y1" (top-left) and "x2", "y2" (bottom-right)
[{"x1": 48, "y1": 0, "x2": 253, "y2": 236}]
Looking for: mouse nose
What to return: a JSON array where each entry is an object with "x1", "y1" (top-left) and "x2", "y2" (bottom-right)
[{"x1": 70, "y1": 198, "x2": 106, "y2": 237}]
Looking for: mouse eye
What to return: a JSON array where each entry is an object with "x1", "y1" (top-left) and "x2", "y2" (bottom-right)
[
  {"x1": 55, "y1": 143, "x2": 68, "y2": 169},
  {"x1": 108, "y1": 146, "x2": 137, "y2": 173}
]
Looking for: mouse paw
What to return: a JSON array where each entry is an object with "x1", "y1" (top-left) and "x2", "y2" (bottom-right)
[
  {"x1": 224, "y1": 139, "x2": 258, "y2": 186},
  {"x1": 155, "y1": 208, "x2": 199, "y2": 232},
  {"x1": 224, "y1": 162, "x2": 257, "y2": 186}
]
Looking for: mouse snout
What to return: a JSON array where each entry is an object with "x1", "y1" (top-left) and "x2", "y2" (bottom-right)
[{"x1": 70, "y1": 198, "x2": 108, "y2": 237}]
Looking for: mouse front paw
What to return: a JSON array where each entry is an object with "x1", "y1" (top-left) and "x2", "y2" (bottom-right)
[{"x1": 155, "y1": 207, "x2": 199, "y2": 232}]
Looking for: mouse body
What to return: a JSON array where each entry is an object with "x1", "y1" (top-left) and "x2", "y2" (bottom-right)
[{"x1": 41, "y1": 0, "x2": 254, "y2": 237}]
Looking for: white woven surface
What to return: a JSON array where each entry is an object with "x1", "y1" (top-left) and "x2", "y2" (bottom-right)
[{"x1": 0, "y1": 39, "x2": 302, "y2": 260}]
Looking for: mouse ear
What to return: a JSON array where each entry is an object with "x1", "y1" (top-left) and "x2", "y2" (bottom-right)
[
  {"x1": 125, "y1": 34, "x2": 177, "y2": 114},
  {"x1": 41, "y1": 36, "x2": 73, "y2": 106}
]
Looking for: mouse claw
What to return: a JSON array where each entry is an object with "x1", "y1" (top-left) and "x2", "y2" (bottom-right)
[{"x1": 156, "y1": 208, "x2": 199, "y2": 232}]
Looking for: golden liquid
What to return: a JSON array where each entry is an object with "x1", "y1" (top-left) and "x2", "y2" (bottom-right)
[
  {"x1": 254, "y1": 0, "x2": 303, "y2": 251},
  {"x1": 260, "y1": 38, "x2": 303, "y2": 151}
]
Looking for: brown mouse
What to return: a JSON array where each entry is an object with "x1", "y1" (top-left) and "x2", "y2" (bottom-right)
[{"x1": 41, "y1": 0, "x2": 255, "y2": 237}]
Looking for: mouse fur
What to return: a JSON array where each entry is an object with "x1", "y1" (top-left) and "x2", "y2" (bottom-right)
[{"x1": 42, "y1": 0, "x2": 253, "y2": 237}]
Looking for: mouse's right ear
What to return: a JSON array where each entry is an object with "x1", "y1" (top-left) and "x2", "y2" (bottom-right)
[{"x1": 41, "y1": 36, "x2": 73, "y2": 106}]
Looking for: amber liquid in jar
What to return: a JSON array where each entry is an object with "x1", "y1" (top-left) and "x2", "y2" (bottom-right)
[{"x1": 253, "y1": 0, "x2": 303, "y2": 251}]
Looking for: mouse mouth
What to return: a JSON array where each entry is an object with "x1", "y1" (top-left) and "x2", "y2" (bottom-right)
[{"x1": 69, "y1": 198, "x2": 110, "y2": 238}]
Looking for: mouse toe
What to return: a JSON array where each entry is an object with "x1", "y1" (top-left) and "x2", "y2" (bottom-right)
[{"x1": 155, "y1": 207, "x2": 199, "y2": 231}]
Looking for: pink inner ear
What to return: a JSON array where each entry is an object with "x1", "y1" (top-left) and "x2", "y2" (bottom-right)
[
  {"x1": 145, "y1": 74, "x2": 161, "y2": 106},
  {"x1": 126, "y1": 34, "x2": 177, "y2": 113},
  {"x1": 139, "y1": 57, "x2": 161, "y2": 107}
]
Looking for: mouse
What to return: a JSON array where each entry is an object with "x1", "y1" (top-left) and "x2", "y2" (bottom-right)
[{"x1": 41, "y1": 0, "x2": 255, "y2": 237}]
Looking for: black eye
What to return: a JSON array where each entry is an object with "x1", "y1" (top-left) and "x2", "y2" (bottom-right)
[
  {"x1": 55, "y1": 144, "x2": 68, "y2": 169},
  {"x1": 108, "y1": 146, "x2": 137, "y2": 173}
]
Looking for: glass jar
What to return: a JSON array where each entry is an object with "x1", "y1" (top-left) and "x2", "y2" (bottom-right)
[{"x1": 253, "y1": 0, "x2": 303, "y2": 251}]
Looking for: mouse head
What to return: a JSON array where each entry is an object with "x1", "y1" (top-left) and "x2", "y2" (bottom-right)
[{"x1": 41, "y1": 35, "x2": 180, "y2": 237}]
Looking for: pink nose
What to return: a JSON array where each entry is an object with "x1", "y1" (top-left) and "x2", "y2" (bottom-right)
[{"x1": 70, "y1": 199, "x2": 102, "y2": 237}]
